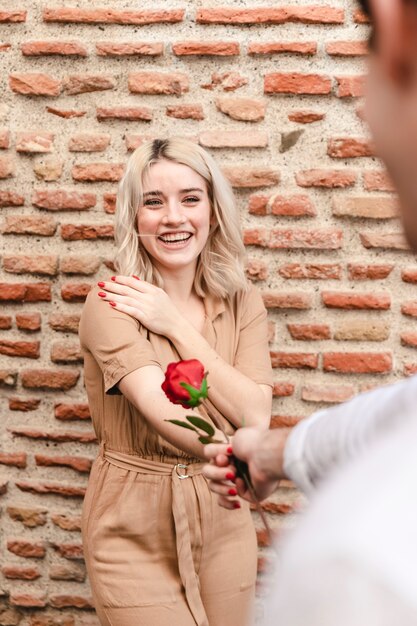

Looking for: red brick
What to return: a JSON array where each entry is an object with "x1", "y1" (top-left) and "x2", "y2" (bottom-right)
[
  {"x1": 402, "y1": 268, "x2": 417, "y2": 283},
  {"x1": 0, "y1": 43, "x2": 11, "y2": 52},
  {"x1": 69, "y1": 133, "x2": 110, "y2": 152},
  {"x1": 33, "y1": 156, "x2": 63, "y2": 181},
  {"x1": 401, "y1": 332, "x2": 417, "y2": 349},
  {"x1": 11, "y1": 427, "x2": 96, "y2": 443},
  {"x1": 336, "y1": 75, "x2": 366, "y2": 98},
  {"x1": 296, "y1": 169, "x2": 356, "y2": 188},
  {"x1": 43, "y1": 8, "x2": 184, "y2": 24},
  {"x1": 243, "y1": 228, "x2": 269, "y2": 246},
  {"x1": 166, "y1": 105, "x2": 204, "y2": 120},
  {"x1": 0, "y1": 190, "x2": 24, "y2": 206},
  {"x1": 64, "y1": 74, "x2": 115, "y2": 95},
  {"x1": 35, "y1": 454, "x2": 92, "y2": 473},
  {"x1": 50, "y1": 563, "x2": 85, "y2": 581},
  {"x1": 348, "y1": 264, "x2": 394, "y2": 280},
  {"x1": 262, "y1": 292, "x2": 312, "y2": 309},
  {"x1": 7, "y1": 539, "x2": 46, "y2": 558},
  {"x1": 173, "y1": 41, "x2": 239, "y2": 56},
  {"x1": 334, "y1": 320, "x2": 389, "y2": 342},
  {"x1": 51, "y1": 342, "x2": 83, "y2": 363},
  {"x1": 323, "y1": 352, "x2": 392, "y2": 374},
  {"x1": 16, "y1": 481, "x2": 86, "y2": 498},
  {"x1": 223, "y1": 166, "x2": 279, "y2": 188},
  {"x1": 249, "y1": 41, "x2": 316, "y2": 55},
  {"x1": 201, "y1": 71, "x2": 248, "y2": 91},
  {"x1": 0, "y1": 370, "x2": 17, "y2": 387},
  {"x1": 46, "y1": 106, "x2": 86, "y2": 119},
  {"x1": 199, "y1": 130, "x2": 268, "y2": 148},
  {"x1": 59, "y1": 255, "x2": 100, "y2": 275},
  {"x1": 32, "y1": 189, "x2": 96, "y2": 210},
  {"x1": 3, "y1": 215, "x2": 56, "y2": 235},
  {"x1": 0, "y1": 315, "x2": 12, "y2": 329},
  {"x1": 104, "y1": 193, "x2": 116, "y2": 213},
  {"x1": 2, "y1": 565, "x2": 41, "y2": 580},
  {"x1": 51, "y1": 513, "x2": 82, "y2": 531},
  {"x1": 16, "y1": 313, "x2": 41, "y2": 331},
  {"x1": 0, "y1": 10, "x2": 26, "y2": 22},
  {"x1": 216, "y1": 97, "x2": 265, "y2": 121},
  {"x1": 97, "y1": 106, "x2": 153, "y2": 121},
  {"x1": 0, "y1": 452, "x2": 27, "y2": 468},
  {"x1": 328, "y1": 137, "x2": 375, "y2": 158},
  {"x1": 249, "y1": 194, "x2": 316, "y2": 216},
  {"x1": 3, "y1": 255, "x2": 58, "y2": 276},
  {"x1": 245, "y1": 259, "x2": 268, "y2": 281},
  {"x1": 10, "y1": 73, "x2": 61, "y2": 96},
  {"x1": 54, "y1": 403, "x2": 91, "y2": 421},
  {"x1": 272, "y1": 382, "x2": 295, "y2": 397},
  {"x1": 288, "y1": 110, "x2": 325, "y2": 124},
  {"x1": 61, "y1": 282, "x2": 92, "y2": 302},
  {"x1": 363, "y1": 170, "x2": 395, "y2": 192},
  {"x1": 10, "y1": 594, "x2": 47, "y2": 608},
  {"x1": 7, "y1": 506, "x2": 47, "y2": 526},
  {"x1": 404, "y1": 363, "x2": 417, "y2": 376},
  {"x1": 21, "y1": 41, "x2": 87, "y2": 56},
  {"x1": 401, "y1": 301, "x2": 417, "y2": 318},
  {"x1": 287, "y1": 324, "x2": 330, "y2": 340},
  {"x1": 96, "y1": 41, "x2": 163, "y2": 56},
  {"x1": 72, "y1": 162, "x2": 124, "y2": 182},
  {"x1": 61, "y1": 223, "x2": 114, "y2": 241},
  {"x1": 9, "y1": 397, "x2": 41, "y2": 411},
  {"x1": 49, "y1": 314, "x2": 80, "y2": 333},
  {"x1": 326, "y1": 41, "x2": 368, "y2": 56},
  {"x1": 197, "y1": 7, "x2": 344, "y2": 25},
  {"x1": 0, "y1": 340, "x2": 40, "y2": 358},
  {"x1": 302, "y1": 383, "x2": 355, "y2": 403},
  {"x1": 265, "y1": 72, "x2": 331, "y2": 95},
  {"x1": 129, "y1": 71, "x2": 189, "y2": 95},
  {"x1": 0, "y1": 283, "x2": 51, "y2": 302},
  {"x1": 0, "y1": 154, "x2": 15, "y2": 177},
  {"x1": 270, "y1": 228, "x2": 342, "y2": 250},
  {"x1": 271, "y1": 352, "x2": 318, "y2": 369},
  {"x1": 49, "y1": 596, "x2": 93, "y2": 610},
  {"x1": 353, "y1": 9, "x2": 370, "y2": 23},
  {"x1": 360, "y1": 232, "x2": 409, "y2": 250},
  {"x1": 0, "y1": 129, "x2": 10, "y2": 148},
  {"x1": 21, "y1": 369, "x2": 80, "y2": 390},
  {"x1": 51, "y1": 542, "x2": 84, "y2": 559},
  {"x1": 332, "y1": 196, "x2": 399, "y2": 219},
  {"x1": 322, "y1": 291, "x2": 390, "y2": 310},
  {"x1": 279, "y1": 263, "x2": 342, "y2": 280}
]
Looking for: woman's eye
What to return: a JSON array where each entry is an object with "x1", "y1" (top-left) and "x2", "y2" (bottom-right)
[
  {"x1": 183, "y1": 196, "x2": 199, "y2": 204},
  {"x1": 144, "y1": 199, "x2": 163, "y2": 207}
]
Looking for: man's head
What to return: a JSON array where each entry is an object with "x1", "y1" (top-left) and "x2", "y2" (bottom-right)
[{"x1": 357, "y1": 0, "x2": 417, "y2": 251}]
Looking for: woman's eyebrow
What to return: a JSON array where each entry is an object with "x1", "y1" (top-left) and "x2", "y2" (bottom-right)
[
  {"x1": 180, "y1": 187, "x2": 204, "y2": 193},
  {"x1": 143, "y1": 190, "x2": 163, "y2": 197}
]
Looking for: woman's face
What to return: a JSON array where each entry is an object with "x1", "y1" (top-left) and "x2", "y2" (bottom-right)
[{"x1": 137, "y1": 159, "x2": 212, "y2": 277}]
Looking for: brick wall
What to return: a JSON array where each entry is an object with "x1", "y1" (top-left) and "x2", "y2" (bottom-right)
[{"x1": 0, "y1": 1, "x2": 414, "y2": 623}]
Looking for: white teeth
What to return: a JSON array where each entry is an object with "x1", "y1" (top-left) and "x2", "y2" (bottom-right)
[{"x1": 159, "y1": 233, "x2": 191, "y2": 243}]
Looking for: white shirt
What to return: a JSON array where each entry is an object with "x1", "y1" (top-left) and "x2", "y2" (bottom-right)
[{"x1": 262, "y1": 375, "x2": 417, "y2": 626}]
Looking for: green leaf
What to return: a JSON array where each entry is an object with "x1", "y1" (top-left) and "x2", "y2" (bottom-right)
[
  {"x1": 180, "y1": 382, "x2": 203, "y2": 407},
  {"x1": 199, "y1": 436, "x2": 222, "y2": 445},
  {"x1": 200, "y1": 375, "x2": 208, "y2": 399},
  {"x1": 165, "y1": 419, "x2": 199, "y2": 433},
  {"x1": 186, "y1": 416, "x2": 215, "y2": 436}
]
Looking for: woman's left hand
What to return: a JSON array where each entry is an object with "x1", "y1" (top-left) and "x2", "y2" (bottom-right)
[{"x1": 97, "y1": 275, "x2": 184, "y2": 337}]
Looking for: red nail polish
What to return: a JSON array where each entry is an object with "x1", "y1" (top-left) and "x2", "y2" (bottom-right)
[
  {"x1": 132, "y1": 275, "x2": 140, "y2": 280},
  {"x1": 228, "y1": 488, "x2": 237, "y2": 496},
  {"x1": 233, "y1": 501, "x2": 241, "y2": 510},
  {"x1": 97, "y1": 282, "x2": 105, "y2": 288},
  {"x1": 226, "y1": 446, "x2": 233, "y2": 455},
  {"x1": 98, "y1": 292, "x2": 106, "y2": 297},
  {"x1": 109, "y1": 301, "x2": 116, "y2": 307},
  {"x1": 225, "y1": 472, "x2": 235, "y2": 481},
  {"x1": 110, "y1": 276, "x2": 116, "y2": 281}
]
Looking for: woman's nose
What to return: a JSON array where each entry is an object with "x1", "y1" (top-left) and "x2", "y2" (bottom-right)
[{"x1": 163, "y1": 201, "x2": 186, "y2": 224}]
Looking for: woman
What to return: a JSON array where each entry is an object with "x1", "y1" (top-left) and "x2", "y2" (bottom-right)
[{"x1": 79, "y1": 137, "x2": 273, "y2": 626}]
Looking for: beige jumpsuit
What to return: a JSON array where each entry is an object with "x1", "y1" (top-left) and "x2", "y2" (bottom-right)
[{"x1": 79, "y1": 284, "x2": 273, "y2": 626}]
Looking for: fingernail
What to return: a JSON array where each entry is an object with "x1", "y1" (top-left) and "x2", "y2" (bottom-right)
[
  {"x1": 225, "y1": 472, "x2": 235, "y2": 481},
  {"x1": 228, "y1": 488, "x2": 237, "y2": 496},
  {"x1": 98, "y1": 292, "x2": 106, "y2": 297},
  {"x1": 233, "y1": 501, "x2": 241, "y2": 510},
  {"x1": 97, "y1": 282, "x2": 105, "y2": 288},
  {"x1": 109, "y1": 301, "x2": 116, "y2": 307},
  {"x1": 226, "y1": 446, "x2": 233, "y2": 455},
  {"x1": 110, "y1": 276, "x2": 116, "y2": 281},
  {"x1": 132, "y1": 275, "x2": 140, "y2": 280}
]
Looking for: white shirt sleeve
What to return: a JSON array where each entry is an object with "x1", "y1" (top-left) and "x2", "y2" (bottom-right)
[{"x1": 283, "y1": 374, "x2": 417, "y2": 494}]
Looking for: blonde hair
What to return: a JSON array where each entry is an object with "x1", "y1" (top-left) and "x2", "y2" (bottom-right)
[{"x1": 114, "y1": 137, "x2": 248, "y2": 299}]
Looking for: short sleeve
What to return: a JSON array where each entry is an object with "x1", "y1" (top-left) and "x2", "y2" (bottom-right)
[
  {"x1": 233, "y1": 284, "x2": 273, "y2": 387},
  {"x1": 79, "y1": 286, "x2": 161, "y2": 393}
]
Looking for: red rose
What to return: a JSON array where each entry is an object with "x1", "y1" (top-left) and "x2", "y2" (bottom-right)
[{"x1": 162, "y1": 359, "x2": 207, "y2": 409}]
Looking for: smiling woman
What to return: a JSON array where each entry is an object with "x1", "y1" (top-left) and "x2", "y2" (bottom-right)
[{"x1": 78, "y1": 137, "x2": 273, "y2": 626}]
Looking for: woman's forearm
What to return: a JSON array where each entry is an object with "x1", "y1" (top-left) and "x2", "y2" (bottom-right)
[{"x1": 170, "y1": 320, "x2": 272, "y2": 429}]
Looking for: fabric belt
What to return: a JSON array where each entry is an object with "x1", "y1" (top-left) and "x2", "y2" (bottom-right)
[{"x1": 102, "y1": 446, "x2": 209, "y2": 626}]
